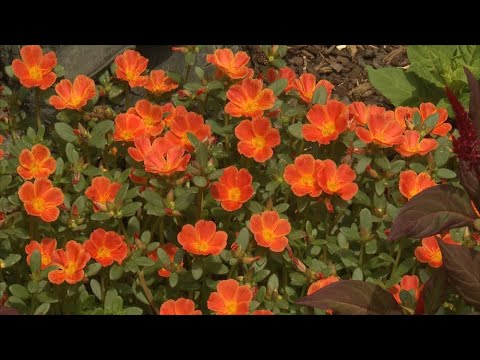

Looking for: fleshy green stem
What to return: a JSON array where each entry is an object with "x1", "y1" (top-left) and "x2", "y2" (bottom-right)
[
  {"x1": 390, "y1": 244, "x2": 403, "y2": 279},
  {"x1": 137, "y1": 270, "x2": 160, "y2": 315},
  {"x1": 359, "y1": 242, "x2": 365, "y2": 268},
  {"x1": 35, "y1": 87, "x2": 41, "y2": 130}
]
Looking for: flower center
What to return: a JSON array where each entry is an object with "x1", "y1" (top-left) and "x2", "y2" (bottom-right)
[
  {"x1": 262, "y1": 230, "x2": 276, "y2": 243},
  {"x1": 225, "y1": 301, "x2": 238, "y2": 315},
  {"x1": 251, "y1": 136, "x2": 265, "y2": 150},
  {"x1": 430, "y1": 249, "x2": 442, "y2": 264},
  {"x1": 228, "y1": 187, "x2": 241, "y2": 201},
  {"x1": 327, "y1": 179, "x2": 339, "y2": 192},
  {"x1": 122, "y1": 130, "x2": 133, "y2": 140},
  {"x1": 125, "y1": 68, "x2": 137, "y2": 81},
  {"x1": 97, "y1": 247, "x2": 112, "y2": 259},
  {"x1": 69, "y1": 96, "x2": 83, "y2": 107},
  {"x1": 195, "y1": 241, "x2": 209, "y2": 252},
  {"x1": 32, "y1": 198, "x2": 46, "y2": 212},
  {"x1": 300, "y1": 175, "x2": 314, "y2": 187},
  {"x1": 28, "y1": 66, "x2": 43, "y2": 81},
  {"x1": 321, "y1": 122, "x2": 336, "y2": 136},
  {"x1": 41, "y1": 253, "x2": 52, "y2": 267},
  {"x1": 64, "y1": 261, "x2": 77, "y2": 276},
  {"x1": 143, "y1": 116, "x2": 154, "y2": 127},
  {"x1": 244, "y1": 100, "x2": 258, "y2": 113}
]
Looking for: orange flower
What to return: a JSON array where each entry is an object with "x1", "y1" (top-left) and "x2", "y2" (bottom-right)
[
  {"x1": 266, "y1": 67, "x2": 296, "y2": 92},
  {"x1": 395, "y1": 130, "x2": 438, "y2": 157},
  {"x1": 414, "y1": 234, "x2": 460, "y2": 268},
  {"x1": 252, "y1": 309, "x2": 274, "y2": 315},
  {"x1": 224, "y1": 78, "x2": 276, "y2": 118},
  {"x1": 114, "y1": 113, "x2": 146, "y2": 142},
  {"x1": 128, "y1": 136, "x2": 153, "y2": 163},
  {"x1": 178, "y1": 220, "x2": 227, "y2": 256},
  {"x1": 418, "y1": 103, "x2": 451, "y2": 136},
  {"x1": 210, "y1": 166, "x2": 254, "y2": 211},
  {"x1": 49, "y1": 75, "x2": 96, "y2": 110},
  {"x1": 160, "y1": 298, "x2": 202, "y2": 315},
  {"x1": 164, "y1": 111, "x2": 211, "y2": 152},
  {"x1": 161, "y1": 103, "x2": 187, "y2": 128},
  {"x1": 114, "y1": 49, "x2": 148, "y2": 88},
  {"x1": 389, "y1": 275, "x2": 421, "y2": 304},
  {"x1": 283, "y1": 154, "x2": 323, "y2": 197},
  {"x1": 143, "y1": 137, "x2": 191, "y2": 176},
  {"x1": 234, "y1": 117, "x2": 281, "y2": 162},
  {"x1": 316, "y1": 160, "x2": 358, "y2": 201},
  {"x1": 307, "y1": 276, "x2": 340, "y2": 296},
  {"x1": 395, "y1": 106, "x2": 418, "y2": 128},
  {"x1": 302, "y1": 100, "x2": 348, "y2": 145},
  {"x1": 25, "y1": 238, "x2": 57, "y2": 269},
  {"x1": 355, "y1": 110, "x2": 405, "y2": 147},
  {"x1": 348, "y1": 103, "x2": 386, "y2": 129},
  {"x1": 207, "y1": 279, "x2": 253, "y2": 315},
  {"x1": 144, "y1": 70, "x2": 178, "y2": 95},
  {"x1": 18, "y1": 178, "x2": 64, "y2": 222},
  {"x1": 17, "y1": 144, "x2": 56, "y2": 180},
  {"x1": 249, "y1": 211, "x2": 291, "y2": 252},
  {"x1": 11, "y1": 45, "x2": 57, "y2": 90},
  {"x1": 48, "y1": 240, "x2": 91, "y2": 285},
  {"x1": 291, "y1": 73, "x2": 334, "y2": 104},
  {"x1": 399, "y1": 170, "x2": 436, "y2": 200},
  {"x1": 83, "y1": 228, "x2": 128, "y2": 267},
  {"x1": 127, "y1": 99, "x2": 164, "y2": 137},
  {"x1": 85, "y1": 176, "x2": 121, "y2": 212},
  {"x1": 206, "y1": 48, "x2": 252, "y2": 80},
  {"x1": 147, "y1": 243, "x2": 182, "y2": 277}
]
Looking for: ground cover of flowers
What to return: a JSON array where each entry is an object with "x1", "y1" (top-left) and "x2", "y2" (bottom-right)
[{"x1": 0, "y1": 45, "x2": 473, "y2": 315}]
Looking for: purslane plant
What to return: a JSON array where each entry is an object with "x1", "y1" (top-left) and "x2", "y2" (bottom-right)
[{"x1": 0, "y1": 45, "x2": 471, "y2": 315}]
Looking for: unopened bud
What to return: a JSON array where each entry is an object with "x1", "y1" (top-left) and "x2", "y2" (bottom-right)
[
  {"x1": 292, "y1": 257, "x2": 307, "y2": 273},
  {"x1": 177, "y1": 90, "x2": 192, "y2": 100},
  {"x1": 242, "y1": 256, "x2": 261, "y2": 265},
  {"x1": 171, "y1": 46, "x2": 189, "y2": 54}
]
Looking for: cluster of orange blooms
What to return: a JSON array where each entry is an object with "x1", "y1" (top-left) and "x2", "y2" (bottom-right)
[{"x1": 5, "y1": 45, "x2": 458, "y2": 315}]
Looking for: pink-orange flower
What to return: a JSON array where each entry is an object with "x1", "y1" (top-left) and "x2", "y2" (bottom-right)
[
  {"x1": 164, "y1": 111, "x2": 211, "y2": 152},
  {"x1": 49, "y1": 75, "x2": 96, "y2": 110},
  {"x1": 395, "y1": 130, "x2": 438, "y2": 157},
  {"x1": 399, "y1": 170, "x2": 436, "y2": 200},
  {"x1": 143, "y1": 137, "x2": 191, "y2": 176},
  {"x1": 355, "y1": 110, "x2": 405, "y2": 147},
  {"x1": 302, "y1": 100, "x2": 348, "y2": 145},
  {"x1": 291, "y1": 73, "x2": 334, "y2": 104},
  {"x1": 113, "y1": 113, "x2": 146, "y2": 142},
  {"x1": 283, "y1": 154, "x2": 323, "y2": 197},
  {"x1": 48, "y1": 240, "x2": 91, "y2": 285},
  {"x1": 85, "y1": 176, "x2": 121, "y2": 212},
  {"x1": 307, "y1": 276, "x2": 340, "y2": 295},
  {"x1": 147, "y1": 243, "x2": 182, "y2": 278},
  {"x1": 418, "y1": 103, "x2": 451, "y2": 136},
  {"x1": 389, "y1": 275, "x2": 421, "y2": 304},
  {"x1": 17, "y1": 144, "x2": 56, "y2": 180},
  {"x1": 207, "y1": 279, "x2": 253, "y2": 315},
  {"x1": 414, "y1": 234, "x2": 460, "y2": 268},
  {"x1": 248, "y1": 211, "x2": 291, "y2": 252},
  {"x1": 395, "y1": 106, "x2": 418, "y2": 128},
  {"x1": 206, "y1": 48, "x2": 252, "y2": 80},
  {"x1": 114, "y1": 49, "x2": 148, "y2": 88},
  {"x1": 160, "y1": 298, "x2": 202, "y2": 315},
  {"x1": 316, "y1": 160, "x2": 358, "y2": 201},
  {"x1": 266, "y1": 67, "x2": 296, "y2": 92},
  {"x1": 128, "y1": 136, "x2": 153, "y2": 163},
  {"x1": 144, "y1": 70, "x2": 179, "y2": 95},
  {"x1": 127, "y1": 99, "x2": 164, "y2": 137},
  {"x1": 11, "y1": 45, "x2": 57, "y2": 90},
  {"x1": 225, "y1": 78, "x2": 276, "y2": 118},
  {"x1": 234, "y1": 117, "x2": 281, "y2": 162},
  {"x1": 18, "y1": 178, "x2": 64, "y2": 222},
  {"x1": 210, "y1": 166, "x2": 254, "y2": 211},
  {"x1": 25, "y1": 238, "x2": 57, "y2": 269},
  {"x1": 83, "y1": 228, "x2": 128, "y2": 267},
  {"x1": 161, "y1": 103, "x2": 187, "y2": 128},
  {"x1": 348, "y1": 102, "x2": 386, "y2": 129},
  {"x1": 177, "y1": 220, "x2": 227, "y2": 256}
]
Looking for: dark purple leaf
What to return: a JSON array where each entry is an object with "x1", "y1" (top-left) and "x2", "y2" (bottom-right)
[
  {"x1": 464, "y1": 67, "x2": 480, "y2": 135},
  {"x1": 0, "y1": 305, "x2": 20, "y2": 315},
  {"x1": 437, "y1": 240, "x2": 480, "y2": 308},
  {"x1": 296, "y1": 280, "x2": 403, "y2": 315},
  {"x1": 388, "y1": 185, "x2": 476, "y2": 242},
  {"x1": 458, "y1": 159, "x2": 480, "y2": 210},
  {"x1": 420, "y1": 267, "x2": 448, "y2": 315}
]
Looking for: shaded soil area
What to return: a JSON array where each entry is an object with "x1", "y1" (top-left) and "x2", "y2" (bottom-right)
[{"x1": 245, "y1": 45, "x2": 409, "y2": 108}]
